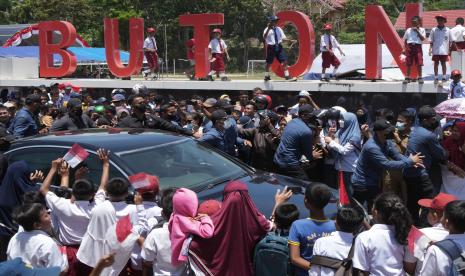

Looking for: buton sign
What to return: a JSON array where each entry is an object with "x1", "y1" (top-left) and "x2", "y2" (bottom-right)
[{"x1": 39, "y1": 3, "x2": 421, "y2": 79}]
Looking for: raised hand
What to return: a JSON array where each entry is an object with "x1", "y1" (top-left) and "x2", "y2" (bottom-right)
[
  {"x1": 30, "y1": 170, "x2": 44, "y2": 182},
  {"x1": 312, "y1": 148, "x2": 324, "y2": 159},
  {"x1": 59, "y1": 160, "x2": 70, "y2": 177},
  {"x1": 75, "y1": 166, "x2": 89, "y2": 180},
  {"x1": 97, "y1": 148, "x2": 110, "y2": 164},
  {"x1": 275, "y1": 186, "x2": 293, "y2": 205},
  {"x1": 51, "y1": 158, "x2": 63, "y2": 171}
]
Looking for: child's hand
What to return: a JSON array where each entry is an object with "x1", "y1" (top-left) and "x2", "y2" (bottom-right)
[
  {"x1": 51, "y1": 158, "x2": 63, "y2": 171},
  {"x1": 59, "y1": 160, "x2": 70, "y2": 177},
  {"x1": 275, "y1": 186, "x2": 293, "y2": 205},
  {"x1": 30, "y1": 170, "x2": 44, "y2": 182},
  {"x1": 97, "y1": 148, "x2": 110, "y2": 165}
]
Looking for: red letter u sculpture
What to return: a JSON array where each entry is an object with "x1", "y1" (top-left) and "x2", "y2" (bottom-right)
[
  {"x1": 271, "y1": 11, "x2": 314, "y2": 78},
  {"x1": 38, "y1": 21, "x2": 77, "y2": 78},
  {"x1": 104, "y1": 18, "x2": 144, "y2": 77}
]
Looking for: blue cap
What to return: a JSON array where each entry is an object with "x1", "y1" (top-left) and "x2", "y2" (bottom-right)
[
  {"x1": 268, "y1": 15, "x2": 279, "y2": 21},
  {"x1": 0, "y1": 257, "x2": 60, "y2": 276},
  {"x1": 70, "y1": 92, "x2": 81, "y2": 99},
  {"x1": 112, "y1": 94, "x2": 126, "y2": 102},
  {"x1": 239, "y1": 116, "x2": 252, "y2": 125}
]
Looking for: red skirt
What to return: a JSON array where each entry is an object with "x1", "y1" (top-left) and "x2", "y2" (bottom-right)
[
  {"x1": 322, "y1": 51, "x2": 340, "y2": 68},
  {"x1": 145, "y1": 51, "x2": 158, "y2": 70},
  {"x1": 66, "y1": 245, "x2": 80, "y2": 276},
  {"x1": 405, "y1": 44, "x2": 423, "y2": 66},
  {"x1": 211, "y1": 53, "x2": 225, "y2": 72}
]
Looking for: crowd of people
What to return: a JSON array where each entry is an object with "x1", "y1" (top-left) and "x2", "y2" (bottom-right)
[{"x1": 0, "y1": 81, "x2": 464, "y2": 276}]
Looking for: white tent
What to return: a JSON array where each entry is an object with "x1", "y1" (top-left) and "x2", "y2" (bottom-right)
[{"x1": 303, "y1": 44, "x2": 451, "y2": 81}]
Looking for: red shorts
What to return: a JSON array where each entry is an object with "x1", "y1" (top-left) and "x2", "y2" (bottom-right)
[
  {"x1": 322, "y1": 51, "x2": 340, "y2": 68},
  {"x1": 432, "y1": 55, "x2": 448, "y2": 62},
  {"x1": 211, "y1": 53, "x2": 225, "y2": 72},
  {"x1": 405, "y1": 44, "x2": 423, "y2": 66},
  {"x1": 144, "y1": 51, "x2": 158, "y2": 70}
]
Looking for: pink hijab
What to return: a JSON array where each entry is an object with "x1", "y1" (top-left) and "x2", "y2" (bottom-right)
[
  {"x1": 189, "y1": 181, "x2": 271, "y2": 276},
  {"x1": 168, "y1": 188, "x2": 214, "y2": 266}
]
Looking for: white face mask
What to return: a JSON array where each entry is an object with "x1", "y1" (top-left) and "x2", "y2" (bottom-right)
[{"x1": 338, "y1": 119, "x2": 345, "y2": 129}]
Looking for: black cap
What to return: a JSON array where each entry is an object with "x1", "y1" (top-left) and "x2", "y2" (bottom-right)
[
  {"x1": 67, "y1": 98, "x2": 82, "y2": 109},
  {"x1": 216, "y1": 99, "x2": 234, "y2": 109},
  {"x1": 373, "y1": 119, "x2": 394, "y2": 131},
  {"x1": 417, "y1": 106, "x2": 436, "y2": 120},
  {"x1": 211, "y1": 110, "x2": 227, "y2": 123},
  {"x1": 25, "y1": 94, "x2": 41, "y2": 105},
  {"x1": 298, "y1": 104, "x2": 314, "y2": 116}
]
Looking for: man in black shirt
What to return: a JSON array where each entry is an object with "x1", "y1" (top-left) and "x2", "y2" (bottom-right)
[
  {"x1": 117, "y1": 96, "x2": 200, "y2": 137},
  {"x1": 50, "y1": 98, "x2": 95, "y2": 131}
]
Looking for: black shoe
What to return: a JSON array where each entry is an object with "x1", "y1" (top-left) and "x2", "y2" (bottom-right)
[
  {"x1": 418, "y1": 78, "x2": 424, "y2": 84},
  {"x1": 320, "y1": 77, "x2": 330, "y2": 82},
  {"x1": 264, "y1": 76, "x2": 271, "y2": 81},
  {"x1": 207, "y1": 75, "x2": 214, "y2": 81}
]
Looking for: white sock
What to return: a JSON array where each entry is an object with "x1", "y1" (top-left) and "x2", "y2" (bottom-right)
[
  {"x1": 265, "y1": 72, "x2": 270, "y2": 77},
  {"x1": 284, "y1": 70, "x2": 289, "y2": 77},
  {"x1": 322, "y1": 73, "x2": 326, "y2": 79},
  {"x1": 219, "y1": 72, "x2": 227, "y2": 78},
  {"x1": 333, "y1": 68, "x2": 338, "y2": 75},
  {"x1": 208, "y1": 70, "x2": 215, "y2": 76}
]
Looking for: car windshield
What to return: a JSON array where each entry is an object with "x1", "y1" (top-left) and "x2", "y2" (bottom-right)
[{"x1": 117, "y1": 139, "x2": 247, "y2": 189}]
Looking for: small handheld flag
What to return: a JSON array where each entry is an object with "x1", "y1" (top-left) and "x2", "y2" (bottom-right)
[
  {"x1": 338, "y1": 171, "x2": 350, "y2": 206},
  {"x1": 63, "y1": 143, "x2": 89, "y2": 168}
]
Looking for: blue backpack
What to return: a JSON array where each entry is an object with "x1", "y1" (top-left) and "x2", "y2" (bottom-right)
[
  {"x1": 435, "y1": 239, "x2": 465, "y2": 276},
  {"x1": 254, "y1": 231, "x2": 292, "y2": 276}
]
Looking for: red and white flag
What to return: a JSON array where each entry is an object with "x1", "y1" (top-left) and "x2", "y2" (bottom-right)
[
  {"x1": 407, "y1": 226, "x2": 433, "y2": 260},
  {"x1": 338, "y1": 171, "x2": 350, "y2": 206},
  {"x1": 63, "y1": 143, "x2": 89, "y2": 168},
  {"x1": 128, "y1": 173, "x2": 159, "y2": 194}
]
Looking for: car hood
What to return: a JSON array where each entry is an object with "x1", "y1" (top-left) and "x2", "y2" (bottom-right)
[{"x1": 195, "y1": 171, "x2": 339, "y2": 219}]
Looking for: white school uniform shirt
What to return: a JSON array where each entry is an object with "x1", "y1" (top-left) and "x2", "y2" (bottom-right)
[
  {"x1": 263, "y1": 27, "x2": 286, "y2": 45},
  {"x1": 45, "y1": 191, "x2": 101, "y2": 245},
  {"x1": 320, "y1": 34, "x2": 340, "y2": 52},
  {"x1": 429, "y1": 26, "x2": 451, "y2": 55},
  {"x1": 450, "y1": 24, "x2": 465, "y2": 42},
  {"x1": 353, "y1": 224, "x2": 417, "y2": 276},
  {"x1": 110, "y1": 201, "x2": 148, "y2": 234},
  {"x1": 309, "y1": 231, "x2": 354, "y2": 276},
  {"x1": 413, "y1": 223, "x2": 449, "y2": 275},
  {"x1": 7, "y1": 230, "x2": 67, "y2": 271},
  {"x1": 327, "y1": 140, "x2": 359, "y2": 172},
  {"x1": 446, "y1": 81, "x2": 465, "y2": 99},
  {"x1": 143, "y1": 36, "x2": 157, "y2": 50},
  {"x1": 208, "y1": 38, "x2": 227, "y2": 54},
  {"x1": 419, "y1": 233, "x2": 465, "y2": 276},
  {"x1": 142, "y1": 222, "x2": 188, "y2": 276},
  {"x1": 403, "y1": 27, "x2": 426, "y2": 44}
]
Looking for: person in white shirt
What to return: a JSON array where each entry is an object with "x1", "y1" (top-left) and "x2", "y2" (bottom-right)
[
  {"x1": 446, "y1": 70, "x2": 465, "y2": 99},
  {"x1": 207, "y1": 29, "x2": 230, "y2": 81},
  {"x1": 419, "y1": 200, "x2": 465, "y2": 275},
  {"x1": 39, "y1": 150, "x2": 109, "y2": 276},
  {"x1": 320, "y1": 23, "x2": 345, "y2": 82},
  {"x1": 142, "y1": 187, "x2": 189, "y2": 276},
  {"x1": 353, "y1": 193, "x2": 417, "y2": 275},
  {"x1": 143, "y1": 27, "x2": 158, "y2": 80},
  {"x1": 429, "y1": 15, "x2": 452, "y2": 84},
  {"x1": 402, "y1": 16, "x2": 427, "y2": 84},
  {"x1": 450, "y1": 17, "x2": 465, "y2": 51},
  {"x1": 263, "y1": 15, "x2": 295, "y2": 81},
  {"x1": 7, "y1": 203, "x2": 67, "y2": 272},
  {"x1": 309, "y1": 205, "x2": 364, "y2": 276}
]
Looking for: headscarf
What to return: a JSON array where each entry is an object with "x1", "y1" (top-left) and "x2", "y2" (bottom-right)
[
  {"x1": 442, "y1": 121, "x2": 465, "y2": 168},
  {"x1": 76, "y1": 201, "x2": 116, "y2": 267},
  {"x1": 337, "y1": 112, "x2": 362, "y2": 149},
  {"x1": 189, "y1": 181, "x2": 271, "y2": 276},
  {"x1": 169, "y1": 188, "x2": 214, "y2": 266},
  {"x1": 0, "y1": 161, "x2": 36, "y2": 235}
]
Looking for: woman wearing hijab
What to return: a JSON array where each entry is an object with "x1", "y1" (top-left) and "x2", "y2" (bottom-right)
[
  {"x1": 0, "y1": 161, "x2": 43, "y2": 261},
  {"x1": 324, "y1": 112, "x2": 362, "y2": 197},
  {"x1": 189, "y1": 181, "x2": 272, "y2": 276},
  {"x1": 443, "y1": 121, "x2": 465, "y2": 169}
]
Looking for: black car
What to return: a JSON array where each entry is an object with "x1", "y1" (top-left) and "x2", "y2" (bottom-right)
[{"x1": 5, "y1": 128, "x2": 339, "y2": 218}]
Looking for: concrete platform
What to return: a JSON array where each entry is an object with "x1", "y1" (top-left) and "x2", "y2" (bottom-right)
[{"x1": 0, "y1": 78, "x2": 448, "y2": 94}]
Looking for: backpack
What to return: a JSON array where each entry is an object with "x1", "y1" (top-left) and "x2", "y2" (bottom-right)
[
  {"x1": 310, "y1": 238, "x2": 355, "y2": 276},
  {"x1": 435, "y1": 239, "x2": 465, "y2": 276},
  {"x1": 254, "y1": 231, "x2": 293, "y2": 276}
]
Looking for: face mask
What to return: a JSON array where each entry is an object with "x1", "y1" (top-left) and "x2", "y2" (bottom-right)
[
  {"x1": 338, "y1": 119, "x2": 345, "y2": 129},
  {"x1": 134, "y1": 104, "x2": 146, "y2": 113},
  {"x1": 357, "y1": 114, "x2": 367, "y2": 125},
  {"x1": 396, "y1": 122, "x2": 405, "y2": 131},
  {"x1": 71, "y1": 108, "x2": 83, "y2": 117},
  {"x1": 385, "y1": 131, "x2": 395, "y2": 140}
]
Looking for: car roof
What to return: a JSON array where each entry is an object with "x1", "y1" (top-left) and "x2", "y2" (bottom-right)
[{"x1": 9, "y1": 128, "x2": 191, "y2": 153}]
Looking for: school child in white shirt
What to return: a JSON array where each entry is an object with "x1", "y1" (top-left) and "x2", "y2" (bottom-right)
[
  {"x1": 403, "y1": 16, "x2": 427, "y2": 84},
  {"x1": 207, "y1": 29, "x2": 230, "y2": 81},
  {"x1": 7, "y1": 203, "x2": 67, "y2": 272},
  {"x1": 447, "y1": 70, "x2": 465, "y2": 99},
  {"x1": 429, "y1": 15, "x2": 452, "y2": 84},
  {"x1": 320, "y1": 23, "x2": 345, "y2": 82},
  {"x1": 309, "y1": 205, "x2": 364, "y2": 276},
  {"x1": 353, "y1": 193, "x2": 417, "y2": 275},
  {"x1": 450, "y1": 17, "x2": 465, "y2": 51},
  {"x1": 420, "y1": 200, "x2": 465, "y2": 275},
  {"x1": 142, "y1": 188, "x2": 189, "y2": 276},
  {"x1": 143, "y1": 27, "x2": 158, "y2": 80}
]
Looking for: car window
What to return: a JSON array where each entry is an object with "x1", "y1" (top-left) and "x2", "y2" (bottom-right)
[
  {"x1": 118, "y1": 139, "x2": 246, "y2": 189},
  {"x1": 7, "y1": 147, "x2": 125, "y2": 188}
]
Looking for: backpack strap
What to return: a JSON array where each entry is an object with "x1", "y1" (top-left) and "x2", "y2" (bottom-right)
[
  {"x1": 435, "y1": 239, "x2": 463, "y2": 261},
  {"x1": 311, "y1": 255, "x2": 343, "y2": 269}
]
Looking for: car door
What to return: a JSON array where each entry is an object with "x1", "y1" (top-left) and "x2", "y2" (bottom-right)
[{"x1": 6, "y1": 146, "x2": 127, "y2": 188}]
